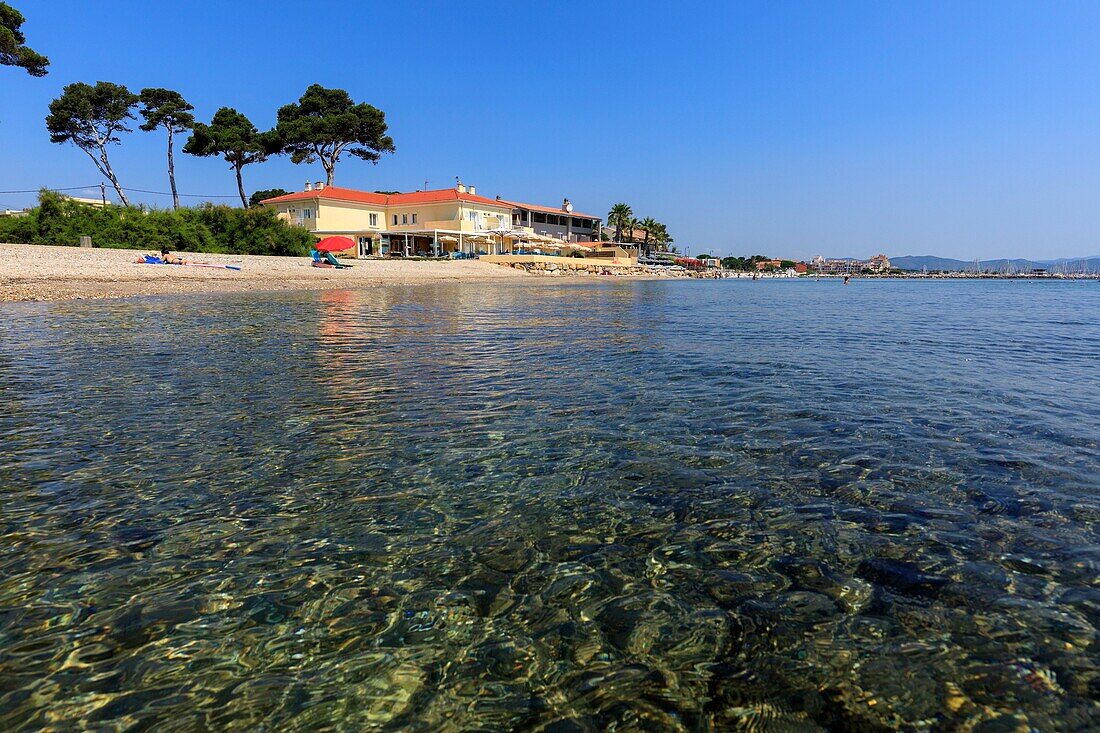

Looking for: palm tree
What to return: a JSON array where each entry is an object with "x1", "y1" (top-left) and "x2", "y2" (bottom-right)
[
  {"x1": 654, "y1": 223, "x2": 670, "y2": 250},
  {"x1": 640, "y1": 217, "x2": 659, "y2": 255},
  {"x1": 625, "y1": 217, "x2": 640, "y2": 250},
  {"x1": 608, "y1": 202, "x2": 632, "y2": 243}
]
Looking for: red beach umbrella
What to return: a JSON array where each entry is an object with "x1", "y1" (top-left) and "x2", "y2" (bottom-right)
[{"x1": 315, "y1": 236, "x2": 355, "y2": 253}]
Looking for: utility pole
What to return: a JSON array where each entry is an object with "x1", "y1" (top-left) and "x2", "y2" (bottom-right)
[{"x1": 100, "y1": 182, "x2": 106, "y2": 207}]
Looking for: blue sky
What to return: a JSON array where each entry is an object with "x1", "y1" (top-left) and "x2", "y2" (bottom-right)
[{"x1": 3, "y1": 0, "x2": 1100, "y2": 260}]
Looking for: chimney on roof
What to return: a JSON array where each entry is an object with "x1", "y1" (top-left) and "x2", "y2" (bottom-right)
[
  {"x1": 315, "y1": 181, "x2": 324, "y2": 191},
  {"x1": 455, "y1": 178, "x2": 466, "y2": 194},
  {"x1": 562, "y1": 198, "x2": 571, "y2": 212},
  {"x1": 468, "y1": 184, "x2": 476, "y2": 195},
  {"x1": 496, "y1": 195, "x2": 501, "y2": 201},
  {"x1": 305, "y1": 181, "x2": 312, "y2": 191}
]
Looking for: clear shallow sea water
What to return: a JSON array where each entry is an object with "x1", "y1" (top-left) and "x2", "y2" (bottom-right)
[{"x1": 1, "y1": 279, "x2": 1098, "y2": 731}]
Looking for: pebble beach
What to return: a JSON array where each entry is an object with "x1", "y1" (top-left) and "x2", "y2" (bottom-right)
[{"x1": 0, "y1": 243, "x2": 533, "y2": 302}]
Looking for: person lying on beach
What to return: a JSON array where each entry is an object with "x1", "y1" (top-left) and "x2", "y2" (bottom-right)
[
  {"x1": 160, "y1": 248, "x2": 185, "y2": 265},
  {"x1": 136, "y1": 248, "x2": 186, "y2": 265}
]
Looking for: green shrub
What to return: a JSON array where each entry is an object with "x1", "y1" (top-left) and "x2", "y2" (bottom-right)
[{"x1": 0, "y1": 189, "x2": 313, "y2": 256}]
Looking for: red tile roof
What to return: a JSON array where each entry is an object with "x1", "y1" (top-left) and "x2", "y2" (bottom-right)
[
  {"x1": 261, "y1": 186, "x2": 512, "y2": 209},
  {"x1": 496, "y1": 199, "x2": 600, "y2": 221},
  {"x1": 390, "y1": 189, "x2": 511, "y2": 208},
  {"x1": 262, "y1": 186, "x2": 387, "y2": 206}
]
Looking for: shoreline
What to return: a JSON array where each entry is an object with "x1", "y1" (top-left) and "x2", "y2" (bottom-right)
[
  {"x1": 0, "y1": 243, "x2": 684, "y2": 303},
  {"x1": 0, "y1": 243, "x2": 529, "y2": 303},
  {"x1": 8, "y1": 244, "x2": 1083, "y2": 304}
]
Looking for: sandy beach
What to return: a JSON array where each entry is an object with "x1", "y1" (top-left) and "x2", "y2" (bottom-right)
[{"x1": 0, "y1": 243, "x2": 536, "y2": 302}]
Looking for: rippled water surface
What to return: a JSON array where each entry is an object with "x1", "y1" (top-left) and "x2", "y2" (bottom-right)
[{"x1": 2, "y1": 280, "x2": 1099, "y2": 731}]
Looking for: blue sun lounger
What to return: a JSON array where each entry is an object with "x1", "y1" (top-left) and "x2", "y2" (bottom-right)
[{"x1": 323, "y1": 252, "x2": 351, "y2": 268}]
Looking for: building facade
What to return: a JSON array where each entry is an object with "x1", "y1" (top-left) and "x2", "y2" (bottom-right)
[
  {"x1": 262, "y1": 183, "x2": 515, "y2": 257},
  {"x1": 811, "y1": 254, "x2": 891, "y2": 274},
  {"x1": 262, "y1": 183, "x2": 603, "y2": 258},
  {"x1": 496, "y1": 198, "x2": 601, "y2": 242}
]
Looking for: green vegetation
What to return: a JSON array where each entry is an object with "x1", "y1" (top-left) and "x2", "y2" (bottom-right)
[
  {"x1": 0, "y1": 190, "x2": 314, "y2": 256},
  {"x1": 272, "y1": 84, "x2": 395, "y2": 186},
  {"x1": 41, "y1": 78, "x2": 395, "y2": 209},
  {"x1": 0, "y1": 2, "x2": 47, "y2": 76},
  {"x1": 607, "y1": 203, "x2": 632, "y2": 243},
  {"x1": 248, "y1": 188, "x2": 290, "y2": 208},
  {"x1": 722, "y1": 255, "x2": 761, "y2": 270},
  {"x1": 607, "y1": 204, "x2": 672, "y2": 252},
  {"x1": 183, "y1": 108, "x2": 274, "y2": 208},
  {"x1": 46, "y1": 81, "x2": 138, "y2": 205}
]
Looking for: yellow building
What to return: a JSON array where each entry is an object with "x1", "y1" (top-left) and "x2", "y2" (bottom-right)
[
  {"x1": 262, "y1": 183, "x2": 516, "y2": 257},
  {"x1": 261, "y1": 182, "x2": 609, "y2": 260}
]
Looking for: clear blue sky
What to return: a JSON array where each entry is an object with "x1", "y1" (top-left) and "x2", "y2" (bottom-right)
[{"x1": 3, "y1": 0, "x2": 1100, "y2": 260}]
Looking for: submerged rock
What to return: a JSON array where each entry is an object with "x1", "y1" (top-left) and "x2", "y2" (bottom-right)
[
  {"x1": 774, "y1": 557, "x2": 874, "y2": 613},
  {"x1": 857, "y1": 558, "x2": 950, "y2": 599}
]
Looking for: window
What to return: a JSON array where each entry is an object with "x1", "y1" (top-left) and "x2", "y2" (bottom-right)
[
  {"x1": 402, "y1": 213, "x2": 408, "y2": 224},
  {"x1": 392, "y1": 214, "x2": 398, "y2": 226},
  {"x1": 520, "y1": 210, "x2": 528, "y2": 223},
  {"x1": 369, "y1": 213, "x2": 378, "y2": 227},
  {"x1": 411, "y1": 213, "x2": 417, "y2": 224},
  {"x1": 532, "y1": 212, "x2": 547, "y2": 224},
  {"x1": 302, "y1": 208, "x2": 313, "y2": 219}
]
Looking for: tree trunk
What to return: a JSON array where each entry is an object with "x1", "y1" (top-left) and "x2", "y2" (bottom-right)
[
  {"x1": 167, "y1": 128, "x2": 179, "y2": 210},
  {"x1": 235, "y1": 163, "x2": 247, "y2": 208},
  {"x1": 323, "y1": 156, "x2": 335, "y2": 187},
  {"x1": 98, "y1": 147, "x2": 129, "y2": 206}
]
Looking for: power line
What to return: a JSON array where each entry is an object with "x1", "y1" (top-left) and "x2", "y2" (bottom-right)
[
  {"x1": 121, "y1": 187, "x2": 239, "y2": 199},
  {"x1": 0, "y1": 185, "x2": 240, "y2": 198},
  {"x1": 0, "y1": 185, "x2": 98, "y2": 194}
]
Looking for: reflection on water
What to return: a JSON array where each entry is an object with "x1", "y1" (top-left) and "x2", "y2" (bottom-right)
[{"x1": 1, "y1": 280, "x2": 1098, "y2": 730}]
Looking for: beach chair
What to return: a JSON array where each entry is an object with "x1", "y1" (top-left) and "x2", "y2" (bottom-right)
[
  {"x1": 323, "y1": 252, "x2": 351, "y2": 269},
  {"x1": 310, "y1": 249, "x2": 333, "y2": 268}
]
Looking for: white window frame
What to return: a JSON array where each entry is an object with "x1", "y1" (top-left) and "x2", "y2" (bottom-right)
[{"x1": 369, "y1": 213, "x2": 378, "y2": 227}]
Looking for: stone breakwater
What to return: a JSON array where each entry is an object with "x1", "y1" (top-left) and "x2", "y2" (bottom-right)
[{"x1": 496, "y1": 260, "x2": 695, "y2": 278}]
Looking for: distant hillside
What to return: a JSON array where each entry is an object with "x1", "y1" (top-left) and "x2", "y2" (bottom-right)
[
  {"x1": 891, "y1": 254, "x2": 1100, "y2": 273},
  {"x1": 891, "y1": 255, "x2": 970, "y2": 271}
]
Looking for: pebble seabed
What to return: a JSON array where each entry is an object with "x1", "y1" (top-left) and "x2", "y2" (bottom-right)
[{"x1": 0, "y1": 280, "x2": 1098, "y2": 731}]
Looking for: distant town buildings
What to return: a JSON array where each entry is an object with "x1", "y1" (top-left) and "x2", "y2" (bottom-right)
[
  {"x1": 754, "y1": 259, "x2": 784, "y2": 270},
  {"x1": 811, "y1": 254, "x2": 891, "y2": 274}
]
